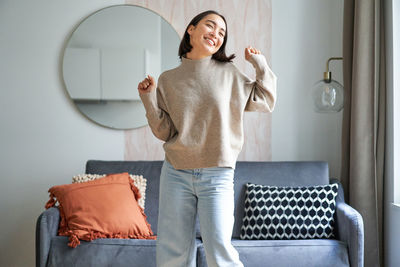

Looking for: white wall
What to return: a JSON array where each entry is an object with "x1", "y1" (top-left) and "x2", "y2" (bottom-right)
[
  {"x1": 271, "y1": 0, "x2": 343, "y2": 179},
  {"x1": 0, "y1": 1, "x2": 125, "y2": 266},
  {"x1": 0, "y1": 0, "x2": 344, "y2": 265},
  {"x1": 384, "y1": 0, "x2": 400, "y2": 266}
]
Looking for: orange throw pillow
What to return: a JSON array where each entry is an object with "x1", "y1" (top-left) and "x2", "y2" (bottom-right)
[{"x1": 45, "y1": 172, "x2": 156, "y2": 248}]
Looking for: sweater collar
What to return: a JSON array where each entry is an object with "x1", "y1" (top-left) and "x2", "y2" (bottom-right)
[{"x1": 181, "y1": 54, "x2": 213, "y2": 70}]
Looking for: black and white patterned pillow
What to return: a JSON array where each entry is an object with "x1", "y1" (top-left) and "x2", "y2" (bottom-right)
[{"x1": 240, "y1": 183, "x2": 339, "y2": 240}]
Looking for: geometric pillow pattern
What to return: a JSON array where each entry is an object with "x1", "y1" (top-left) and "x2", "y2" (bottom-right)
[
  {"x1": 72, "y1": 173, "x2": 147, "y2": 210},
  {"x1": 240, "y1": 183, "x2": 339, "y2": 240}
]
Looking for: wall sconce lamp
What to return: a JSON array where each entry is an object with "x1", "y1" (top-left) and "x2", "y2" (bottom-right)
[{"x1": 312, "y1": 57, "x2": 344, "y2": 113}]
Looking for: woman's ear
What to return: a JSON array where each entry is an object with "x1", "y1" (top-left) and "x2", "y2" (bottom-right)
[{"x1": 187, "y1": 25, "x2": 194, "y2": 35}]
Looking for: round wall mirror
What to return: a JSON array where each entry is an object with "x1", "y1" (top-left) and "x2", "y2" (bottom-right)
[{"x1": 62, "y1": 5, "x2": 181, "y2": 129}]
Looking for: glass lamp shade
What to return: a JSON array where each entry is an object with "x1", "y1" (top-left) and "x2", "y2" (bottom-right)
[{"x1": 312, "y1": 79, "x2": 344, "y2": 112}]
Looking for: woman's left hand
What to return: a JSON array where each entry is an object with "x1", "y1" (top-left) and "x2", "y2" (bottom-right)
[{"x1": 245, "y1": 46, "x2": 261, "y2": 61}]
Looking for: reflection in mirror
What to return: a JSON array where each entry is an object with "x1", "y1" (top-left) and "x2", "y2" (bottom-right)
[{"x1": 62, "y1": 5, "x2": 180, "y2": 129}]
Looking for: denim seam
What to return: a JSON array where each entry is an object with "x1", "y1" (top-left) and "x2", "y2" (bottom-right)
[
  {"x1": 184, "y1": 213, "x2": 197, "y2": 267},
  {"x1": 192, "y1": 172, "x2": 198, "y2": 196}
]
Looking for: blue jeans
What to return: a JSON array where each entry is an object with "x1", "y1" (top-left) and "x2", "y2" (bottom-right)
[{"x1": 156, "y1": 159, "x2": 244, "y2": 267}]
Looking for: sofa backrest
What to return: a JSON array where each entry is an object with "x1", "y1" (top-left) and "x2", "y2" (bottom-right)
[{"x1": 86, "y1": 160, "x2": 329, "y2": 238}]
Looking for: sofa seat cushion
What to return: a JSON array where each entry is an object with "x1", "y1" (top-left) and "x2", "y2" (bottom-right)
[
  {"x1": 47, "y1": 236, "x2": 157, "y2": 267},
  {"x1": 196, "y1": 238, "x2": 349, "y2": 267},
  {"x1": 48, "y1": 236, "x2": 203, "y2": 267}
]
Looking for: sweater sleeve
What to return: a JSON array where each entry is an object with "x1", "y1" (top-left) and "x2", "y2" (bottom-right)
[
  {"x1": 139, "y1": 80, "x2": 177, "y2": 142},
  {"x1": 243, "y1": 54, "x2": 277, "y2": 112}
]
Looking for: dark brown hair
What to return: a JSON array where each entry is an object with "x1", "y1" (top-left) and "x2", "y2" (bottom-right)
[{"x1": 178, "y1": 10, "x2": 235, "y2": 62}]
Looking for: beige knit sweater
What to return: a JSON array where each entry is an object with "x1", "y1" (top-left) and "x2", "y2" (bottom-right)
[{"x1": 139, "y1": 53, "x2": 277, "y2": 170}]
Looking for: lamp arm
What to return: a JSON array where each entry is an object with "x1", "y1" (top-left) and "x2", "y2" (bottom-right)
[
  {"x1": 326, "y1": 57, "x2": 344, "y2": 72},
  {"x1": 324, "y1": 57, "x2": 343, "y2": 82}
]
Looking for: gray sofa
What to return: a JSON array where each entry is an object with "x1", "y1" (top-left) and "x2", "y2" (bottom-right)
[{"x1": 36, "y1": 160, "x2": 364, "y2": 267}]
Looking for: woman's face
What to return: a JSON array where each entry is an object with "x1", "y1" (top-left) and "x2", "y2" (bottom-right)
[{"x1": 187, "y1": 14, "x2": 226, "y2": 57}]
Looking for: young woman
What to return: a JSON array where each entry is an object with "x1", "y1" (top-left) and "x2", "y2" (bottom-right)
[{"x1": 138, "y1": 10, "x2": 277, "y2": 267}]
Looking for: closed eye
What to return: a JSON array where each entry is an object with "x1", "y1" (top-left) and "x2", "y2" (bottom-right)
[{"x1": 206, "y1": 22, "x2": 224, "y2": 38}]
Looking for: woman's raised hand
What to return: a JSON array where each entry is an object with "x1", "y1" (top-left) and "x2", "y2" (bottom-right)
[
  {"x1": 138, "y1": 75, "x2": 156, "y2": 94},
  {"x1": 245, "y1": 46, "x2": 261, "y2": 61}
]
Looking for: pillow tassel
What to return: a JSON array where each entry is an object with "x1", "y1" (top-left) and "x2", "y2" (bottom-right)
[
  {"x1": 67, "y1": 229, "x2": 157, "y2": 248},
  {"x1": 114, "y1": 232, "x2": 123, "y2": 239},
  {"x1": 45, "y1": 193, "x2": 56, "y2": 209},
  {"x1": 68, "y1": 233, "x2": 81, "y2": 248}
]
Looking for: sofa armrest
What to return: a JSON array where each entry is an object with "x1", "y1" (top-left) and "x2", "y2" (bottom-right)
[
  {"x1": 36, "y1": 207, "x2": 60, "y2": 267},
  {"x1": 330, "y1": 178, "x2": 364, "y2": 267}
]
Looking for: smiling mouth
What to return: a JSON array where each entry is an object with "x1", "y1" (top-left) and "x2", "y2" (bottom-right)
[{"x1": 204, "y1": 37, "x2": 215, "y2": 46}]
